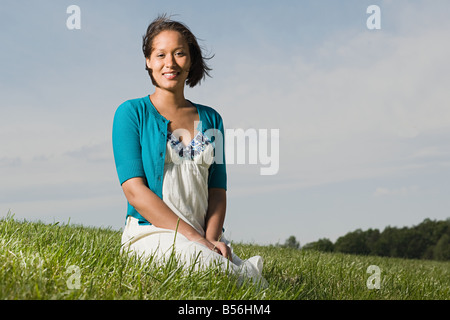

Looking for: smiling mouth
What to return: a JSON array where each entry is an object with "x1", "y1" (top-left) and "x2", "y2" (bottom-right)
[{"x1": 163, "y1": 72, "x2": 180, "y2": 79}]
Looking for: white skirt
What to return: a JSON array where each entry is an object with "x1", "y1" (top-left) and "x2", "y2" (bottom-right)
[{"x1": 121, "y1": 216, "x2": 267, "y2": 287}]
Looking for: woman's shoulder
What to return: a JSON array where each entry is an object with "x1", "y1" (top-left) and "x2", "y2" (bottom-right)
[
  {"x1": 194, "y1": 102, "x2": 220, "y2": 114},
  {"x1": 116, "y1": 96, "x2": 148, "y2": 113},
  {"x1": 113, "y1": 96, "x2": 153, "y2": 124},
  {"x1": 192, "y1": 101, "x2": 224, "y2": 124}
]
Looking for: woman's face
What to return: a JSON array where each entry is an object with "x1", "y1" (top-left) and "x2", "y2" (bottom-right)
[{"x1": 146, "y1": 30, "x2": 191, "y2": 92}]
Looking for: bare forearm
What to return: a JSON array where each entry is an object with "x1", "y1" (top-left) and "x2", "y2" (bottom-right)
[
  {"x1": 205, "y1": 188, "x2": 227, "y2": 242},
  {"x1": 123, "y1": 178, "x2": 202, "y2": 241}
]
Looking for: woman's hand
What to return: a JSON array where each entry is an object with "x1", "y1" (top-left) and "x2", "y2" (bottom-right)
[
  {"x1": 192, "y1": 237, "x2": 232, "y2": 262},
  {"x1": 211, "y1": 241, "x2": 233, "y2": 262}
]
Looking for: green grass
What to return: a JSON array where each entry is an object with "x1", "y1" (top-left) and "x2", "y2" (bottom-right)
[{"x1": 0, "y1": 216, "x2": 449, "y2": 300}]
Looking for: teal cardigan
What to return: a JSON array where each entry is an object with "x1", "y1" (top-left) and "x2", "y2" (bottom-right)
[{"x1": 112, "y1": 95, "x2": 227, "y2": 225}]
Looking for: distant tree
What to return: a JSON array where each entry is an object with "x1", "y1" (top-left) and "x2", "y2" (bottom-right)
[
  {"x1": 365, "y1": 228, "x2": 381, "y2": 255},
  {"x1": 405, "y1": 230, "x2": 428, "y2": 259},
  {"x1": 290, "y1": 218, "x2": 450, "y2": 260},
  {"x1": 416, "y1": 218, "x2": 447, "y2": 245},
  {"x1": 372, "y1": 226, "x2": 396, "y2": 257},
  {"x1": 434, "y1": 234, "x2": 450, "y2": 261},
  {"x1": 335, "y1": 229, "x2": 370, "y2": 255},
  {"x1": 303, "y1": 238, "x2": 334, "y2": 252},
  {"x1": 282, "y1": 236, "x2": 300, "y2": 249}
]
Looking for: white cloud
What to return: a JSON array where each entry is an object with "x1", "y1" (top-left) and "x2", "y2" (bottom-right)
[
  {"x1": 0, "y1": 157, "x2": 22, "y2": 168},
  {"x1": 409, "y1": 146, "x2": 450, "y2": 160},
  {"x1": 64, "y1": 141, "x2": 112, "y2": 163},
  {"x1": 373, "y1": 185, "x2": 419, "y2": 197}
]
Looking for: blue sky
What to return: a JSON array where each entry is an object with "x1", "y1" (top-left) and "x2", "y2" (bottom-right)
[{"x1": 1, "y1": 0, "x2": 449, "y2": 246}]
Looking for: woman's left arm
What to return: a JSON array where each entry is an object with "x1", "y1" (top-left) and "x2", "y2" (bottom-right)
[{"x1": 205, "y1": 188, "x2": 232, "y2": 260}]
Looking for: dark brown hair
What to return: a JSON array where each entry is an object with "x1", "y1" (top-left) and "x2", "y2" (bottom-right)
[{"x1": 142, "y1": 14, "x2": 213, "y2": 88}]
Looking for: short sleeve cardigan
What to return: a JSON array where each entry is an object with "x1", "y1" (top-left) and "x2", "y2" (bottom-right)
[{"x1": 112, "y1": 95, "x2": 227, "y2": 225}]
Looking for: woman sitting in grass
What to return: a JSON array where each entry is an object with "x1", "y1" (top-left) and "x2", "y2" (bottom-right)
[{"x1": 112, "y1": 14, "x2": 266, "y2": 286}]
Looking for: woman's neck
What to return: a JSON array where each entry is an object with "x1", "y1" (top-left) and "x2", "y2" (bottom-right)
[{"x1": 150, "y1": 87, "x2": 189, "y2": 112}]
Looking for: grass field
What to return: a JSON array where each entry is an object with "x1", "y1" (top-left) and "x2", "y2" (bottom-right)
[{"x1": 0, "y1": 216, "x2": 449, "y2": 300}]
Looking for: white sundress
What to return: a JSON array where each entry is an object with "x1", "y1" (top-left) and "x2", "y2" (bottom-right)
[{"x1": 121, "y1": 130, "x2": 267, "y2": 286}]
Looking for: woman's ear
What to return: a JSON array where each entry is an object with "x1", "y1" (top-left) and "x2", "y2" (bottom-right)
[{"x1": 146, "y1": 57, "x2": 151, "y2": 69}]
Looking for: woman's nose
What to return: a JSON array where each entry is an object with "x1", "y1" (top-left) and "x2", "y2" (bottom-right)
[{"x1": 165, "y1": 54, "x2": 177, "y2": 68}]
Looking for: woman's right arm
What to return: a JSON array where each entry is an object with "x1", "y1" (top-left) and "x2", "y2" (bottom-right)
[{"x1": 121, "y1": 177, "x2": 215, "y2": 249}]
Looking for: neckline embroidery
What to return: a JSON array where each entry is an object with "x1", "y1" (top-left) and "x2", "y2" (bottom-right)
[{"x1": 167, "y1": 130, "x2": 211, "y2": 160}]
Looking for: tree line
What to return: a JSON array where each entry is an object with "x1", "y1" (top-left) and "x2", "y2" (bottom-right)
[{"x1": 280, "y1": 218, "x2": 450, "y2": 261}]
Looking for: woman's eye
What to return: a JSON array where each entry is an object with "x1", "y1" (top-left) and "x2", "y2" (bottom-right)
[{"x1": 175, "y1": 52, "x2": 185, "y2": 56}]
